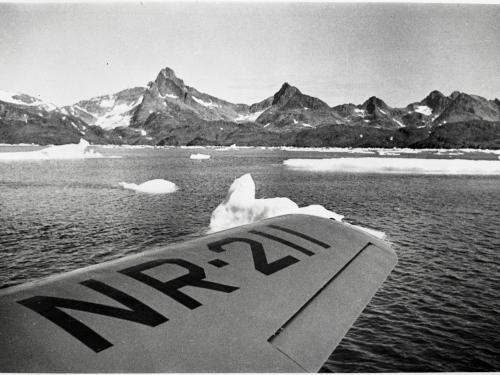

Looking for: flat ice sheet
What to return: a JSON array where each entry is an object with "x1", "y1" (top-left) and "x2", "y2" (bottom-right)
[
  {"x1": 284, "y1": 157, "x2": 500, "y2": 175},
  {"x1": 0, "y1": 139, "x2": 103, "y2": 161}
]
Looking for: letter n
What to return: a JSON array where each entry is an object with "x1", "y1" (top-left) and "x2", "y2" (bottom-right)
[{"x1": 18, "y1": 279, "x2": 168, "y2": 353}]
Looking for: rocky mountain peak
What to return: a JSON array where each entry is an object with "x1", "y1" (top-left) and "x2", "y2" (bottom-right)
[
  {"x1": 155, "y1": 67, "x2": 185, "y2": 87},
  {"x1": 152, "y1": 66, "x2": 187, "y2": 99},
  {"x1": 426, "y1": 90, "x2": 445, "y2": 100},
  {"x1": 159, "y1": 67, "x2": 177, "y2": 80},
  {"x1": 272, "y1": 82, "x2": 301, "y2": 106},
  {"x1": 362, "y1": 96, "x2": 389, "y2": 114},
  {"x1": 421, "y1": 90, "x2": 449, "y2": 112},
  {"x1": 450, "y1": 91, "x2": 462, "y2": 100}
]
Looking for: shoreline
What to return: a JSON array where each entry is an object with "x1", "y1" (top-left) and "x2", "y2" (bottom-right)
[{"x1": 1, "y1": 143, "x2": 500, "y2": 155}]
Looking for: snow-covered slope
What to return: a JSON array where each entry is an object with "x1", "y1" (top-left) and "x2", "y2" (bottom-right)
[
  {"x1": 0, "y1": 90, "x2": 58, "y2": 111},
  {"x1": 64, "y1": 87, "x2": 145, "y2": 130}
]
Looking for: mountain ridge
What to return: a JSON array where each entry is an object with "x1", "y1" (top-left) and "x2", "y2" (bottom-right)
[{"x1": 1, "y1": 66, "x2": 499, "y2": 148}]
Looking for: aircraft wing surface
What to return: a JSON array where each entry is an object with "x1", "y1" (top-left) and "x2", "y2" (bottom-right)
[{"x1": 0, "y1": 214, "x2": 397, "y2": 372}]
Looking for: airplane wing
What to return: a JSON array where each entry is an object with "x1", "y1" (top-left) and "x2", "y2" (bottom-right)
[{"x1": 0, "y1": 214, "x2": 397, "y2": 372}]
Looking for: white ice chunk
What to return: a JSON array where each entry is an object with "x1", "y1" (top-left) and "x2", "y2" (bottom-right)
[
  {"x1": 190, "y1": 153, "x2": 211, "y2": 160},
  {"x1": 302, "y1": 123, "x2": 315, "y2": 128},
  {"x1": 293, "y1": 118, "x2": 298, "y2": 124},
  {"x1": 284, "y1": 157, "x2": 500, "y2": 175},
  {"x1": 140, "y1": 129, "x2": 147, "y2": 136},
  {"x1": 378, "y1": 150, "x2": 401, "y2": 156},
  {"x1": 208, "y1": 173, "x2": 385, "y2": 239},
  {"x1": 208, "y1": 173, "x2": 343, "y2": 233},
  {"x1": 0, "y1": 139, "x2": 103, "y2": 161},
  {"x1": 118, "y1": 179, "x2": 178, "y2": 194}
]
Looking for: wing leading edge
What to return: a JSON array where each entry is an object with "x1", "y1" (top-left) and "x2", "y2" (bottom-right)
[{"x1": 0, "y1": 214, "x2": 397, "y2": 372}]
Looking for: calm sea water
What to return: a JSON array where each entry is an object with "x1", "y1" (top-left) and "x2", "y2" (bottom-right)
[{"x1": 1, "y1": 146, "x2": 499, "y2": 372}]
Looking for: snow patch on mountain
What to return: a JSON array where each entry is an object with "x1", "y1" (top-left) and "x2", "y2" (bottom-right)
[
  {"x1": 92, "y1": 96, "x2": 143, "y2": 130},
  {"x1": 354, "y1": 108, "x2": 366, "y2": 116},
  {"x1": 160, "y1": 93, "x2": 178, "y2": 99},
  {"x1": 0, "y1": 90, "x2": 57, "y2": 111},
  {"x1": 394, "y1": 119, "x2": 405, "y2": 127},
  {"x1": 192, "y1": 96, "x2": 220, "y2": 108},
  {"x1": 415, "y1": 105, "x2": 432, "y2": 116},
  {"x1": 234, "y1": 109, "x2": 266, "y2": 123}
]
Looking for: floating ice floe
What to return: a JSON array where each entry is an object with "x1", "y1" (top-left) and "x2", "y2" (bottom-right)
[
  {"x1": 284, "y1": 157, "x2": 500, "y2": 175},
  {"x1": 118, "y1": 179, "x2": 178, "y2": 194},
  {"x1": 190, "y1": 153, "x2": 211, "y2": 160},
  {"x1": 208, "y1": 173, "x2": 385, "y2": 239},
  {"x1": 0, "y1": 139, "x2": 103, "y2": 161}
]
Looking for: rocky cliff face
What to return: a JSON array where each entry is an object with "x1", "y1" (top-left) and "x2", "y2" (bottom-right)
[{"x1": 1, "y1": 67, "x2": 500, "y2": 148}]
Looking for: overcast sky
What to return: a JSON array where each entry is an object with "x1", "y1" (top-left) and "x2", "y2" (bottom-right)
[{"x1": 1, "y1": 2, "x2": 499, "y2": 107}]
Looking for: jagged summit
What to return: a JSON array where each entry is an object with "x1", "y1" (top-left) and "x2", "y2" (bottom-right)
[
  {"x1": 419, "y1": 90, "x2": 449, "y2": 113},
  {"x1": 3, "y1": 65, "x2": 500, "y2": 148},
  {"x1": 361, "y1": 96, "x2": 389, "y2": 114},
  {"x1": 159, "y1": 67, "x2": 177, "y2": 79},
  {"x1": 272, "y1": 82, "x2": 301, "y2": 106},
  {"x1": 155, "y1": 67, "x2": 182, "y2": 85}
]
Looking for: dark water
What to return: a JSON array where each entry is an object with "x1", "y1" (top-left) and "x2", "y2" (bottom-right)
[{"x1": 1, "y1": 146, "x2": 499, "y2": 372}]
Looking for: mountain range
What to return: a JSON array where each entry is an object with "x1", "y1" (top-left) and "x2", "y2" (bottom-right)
[{"x1": 1, "y1": 67, "x2": 499, "y2": 148}]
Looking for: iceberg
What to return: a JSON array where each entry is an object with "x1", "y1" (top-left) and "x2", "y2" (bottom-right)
[
  {"x1": 208, "y1": 173, "x2": 385, "y2": 239},
  {"x1": 118, "y1": 179, "x2": 178, "y2": 194},
  {"x1": 190, "y1": 153, "x2": 211, "y2": 160},
  {"x1": 0, "y1": 139, "x2": 103, "y2": 161},
  {"x1": 284, "y1": 157, "x2": 500, "y2": 175}
]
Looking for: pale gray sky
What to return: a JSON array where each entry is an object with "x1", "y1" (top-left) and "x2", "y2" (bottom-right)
[{"x1": 1, "y1": 2, "x2": 499, "y2": 107}]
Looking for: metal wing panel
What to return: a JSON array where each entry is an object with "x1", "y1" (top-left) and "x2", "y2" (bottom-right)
[{"x1": 0, "y1": 214, "x2": 397, "y2": 372}]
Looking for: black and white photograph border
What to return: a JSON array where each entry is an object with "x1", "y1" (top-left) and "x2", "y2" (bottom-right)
[{"x1": 0, "y1": 0, "x2": 499, "y2": 372}]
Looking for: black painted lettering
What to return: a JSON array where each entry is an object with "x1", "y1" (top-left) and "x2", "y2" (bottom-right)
[
  {"x1": 249, "y1": 230, "x2": 315, "y2": 256},
  {"x1": 207, "y1": 237, "x2": 299, "y2": 276},
  {"x1": 268, "y1": 224, "x2": 330, "y2": 248},
  {"x1": 17, "y1": 279, "x2": 168, "y2": 353},
  {"x1": 120, "y1": 258, "x2": 239, "y2": 310}
]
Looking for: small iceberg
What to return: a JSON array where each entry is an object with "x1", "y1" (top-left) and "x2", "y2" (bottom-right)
[
  {"x1": 284, "y1": 157, "x2": 500, "y2": 175},
  {"x1": 119, "y1": 179, "x2": 178, "y2": 194},
  {"x1": 0, "y1": 139, "x2": 102, "y2": 161},
  {"x1": 190, "y1": 153, "x2": 211, "y2": 160},
  {"x1": 207, "y1": 173, "x2": 385, "y2": 239}
]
